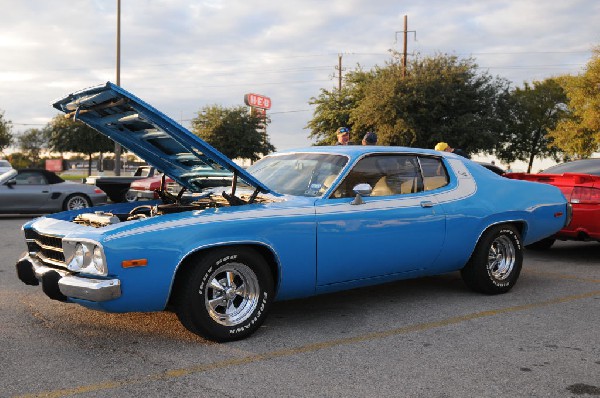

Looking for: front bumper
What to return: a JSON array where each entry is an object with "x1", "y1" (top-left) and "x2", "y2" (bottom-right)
[{"x1": 16, "y1": 255, "x2": 121, "y2": 302}]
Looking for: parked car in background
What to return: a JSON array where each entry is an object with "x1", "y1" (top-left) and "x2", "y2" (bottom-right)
[
  {"x1": 128, "y1": 174, "x2": 172, "y2": 200},
  {"x1": 0, "y1": 159, "x2": 14, "y2": 174},
  {"x1": 16, "y1": 83, "x2": 570, "y2": 342},
  {"x1": 506, "y1": 158, "x2": 600, "y2": 248},
  {"x1": 0, "y1": 169, "x2": 107, "y2": 214},
  {"x1": 129, "y1": 170, "x2": 232, "y2": 201},
  {"x1": 84, "y1": 165, "x2": 156, "y2": 203},
  {"x1": 476, "y1": 162, "x2": 505, "y2": 176}
]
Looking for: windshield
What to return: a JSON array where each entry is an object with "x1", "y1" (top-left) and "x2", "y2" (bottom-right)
[
  {"x1": 541, "y1": 159, "x2": 600, "y2": 176},
  {"x1": 0, "y1": 169, "x2": 17, "y2": 184},
  {"x1": 247, "y1": 153, "x2": 348, "y2": 196}
]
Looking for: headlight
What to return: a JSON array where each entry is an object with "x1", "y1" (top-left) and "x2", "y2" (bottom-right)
[
  {"x1": 92, "y1": 246, "x2": 106, "y2": 274},
  {"x1": 67, "y1": 243, "x2": 89, "y2": 272},
  {"x1": 65, "y1": 241, "x2": 107, "y2": 276}
]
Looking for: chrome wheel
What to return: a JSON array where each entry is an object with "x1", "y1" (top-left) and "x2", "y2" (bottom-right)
[
  {"x1": 124, "y1": 191, "x2": 138, "y2": 202},
  {"x1": 65, "y1": 195, "x2": 90, "y2": 210},
  {"x1": 487, "y1": 235, "x2": 516, "y2": 281},
  {"x1": 204, "y1": 263, "x2": 260, "y2": 327}
]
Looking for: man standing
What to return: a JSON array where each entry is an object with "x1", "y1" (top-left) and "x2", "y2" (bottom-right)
[
  {"x1": 434, "y1": 142, "x2": 470, "y2": 159},
  {"x1": 336, "y1": 127, "x2": 353, "y2": 145}
]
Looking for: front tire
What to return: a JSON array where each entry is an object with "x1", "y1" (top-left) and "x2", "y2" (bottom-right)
[
  {"x1": 175, "y1": 247, "x2": 274, "y2": 342},
  {"x1": 461, "y1": 224, "x2": 523, "y2": 294}
]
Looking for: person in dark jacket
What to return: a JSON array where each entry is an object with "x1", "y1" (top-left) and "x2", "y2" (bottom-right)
[{"x1": 362, "y1": 131, "x2": 378, "y2": 145}]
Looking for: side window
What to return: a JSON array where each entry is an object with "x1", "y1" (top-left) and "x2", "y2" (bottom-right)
[
  {"x1": 332, "y1": 155, "x2": 423, "y2": 198},
  {"x1": 419, "y1": 157, "x2": 449, "y2": 191},
  {"x1": 16, "y1": 172, "x2": 47, "y2": 185}
]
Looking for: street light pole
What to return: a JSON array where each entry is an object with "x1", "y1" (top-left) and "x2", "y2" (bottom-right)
[{"x1": 114, "y1": 0, "x2": 122, "y2": 176}]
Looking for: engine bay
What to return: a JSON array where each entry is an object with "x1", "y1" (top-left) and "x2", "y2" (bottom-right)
[{"x1": 73, "y1": 178, "x2": 273, "y2": 228}]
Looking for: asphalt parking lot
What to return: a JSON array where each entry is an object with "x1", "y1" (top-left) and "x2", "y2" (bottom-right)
[{"x1": 1, "y1": 215, "x2": 598, "y2": 398}]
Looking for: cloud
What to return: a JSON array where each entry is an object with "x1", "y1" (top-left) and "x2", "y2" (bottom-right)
[{"x1": 0, "y1": 0, "x2": 597, "y2": 151}]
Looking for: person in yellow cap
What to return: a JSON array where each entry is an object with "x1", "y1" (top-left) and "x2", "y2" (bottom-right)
[{"x1": 434, "y1": 142, "x2": 470, "y2": 159}]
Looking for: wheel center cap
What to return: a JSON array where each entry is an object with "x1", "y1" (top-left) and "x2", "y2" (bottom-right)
[{"x1": 224, "y1": 288, "x2": 237, "y2": 300}]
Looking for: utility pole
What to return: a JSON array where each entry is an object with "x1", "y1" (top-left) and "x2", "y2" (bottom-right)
[
  {"x1": 402, "y1": 15, "x2": 408, "y2": 78},
  {"x1": 114, "y1": 0, "x2": 122, "y2": 176},
  {"x1": 395, "y1": 15, "x2": 416, "y2": 78},
  {"x1": 335, "y1": 53, "x2": 344, "y2": 92}
]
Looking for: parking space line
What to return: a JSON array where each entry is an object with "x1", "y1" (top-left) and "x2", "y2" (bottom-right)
[
  {"x1": 523, "y1": 269, "x2": 600, "y2": 284},
  {"x1": 16, "y1": 290, "x2": 600, "y2": 398}
]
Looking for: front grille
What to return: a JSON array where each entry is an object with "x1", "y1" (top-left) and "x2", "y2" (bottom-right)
[{"x1": 25, "y1": 229, "x2": 65, "y2": 266}]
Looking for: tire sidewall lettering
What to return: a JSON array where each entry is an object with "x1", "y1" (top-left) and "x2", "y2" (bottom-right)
[{"x1": 229, "y1": 292, "x2": 269, "y2": 335}]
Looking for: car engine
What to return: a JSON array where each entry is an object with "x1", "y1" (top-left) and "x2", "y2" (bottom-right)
[{"x1": 72, "y1": 191, "x2": 274, "y2": 228}]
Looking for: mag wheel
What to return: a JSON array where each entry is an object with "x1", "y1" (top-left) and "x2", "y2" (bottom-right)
[
  {"x1": 461, "y1": 224, "x2": 523, "y2": 294},
  {"x1": 63, "y1": 194, "x2": 91, "y2": 211},
  {"x1": 124, "y1": 190, "x2": 139, "y2": 203},
  {"x1": 175, "y1": 247, "x2": 274, "y2": 342}
]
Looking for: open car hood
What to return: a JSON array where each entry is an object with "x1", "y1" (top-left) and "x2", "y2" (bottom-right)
[{"x1": 52, "y1": 82, "x2": 270, "y2": 194}]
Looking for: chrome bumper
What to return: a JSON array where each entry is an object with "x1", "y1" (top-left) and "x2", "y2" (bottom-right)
[{"x1": 16, "y1": 255, "x2": 121, "y2": 302}]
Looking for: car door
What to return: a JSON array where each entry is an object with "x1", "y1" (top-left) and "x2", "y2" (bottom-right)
[
  {"x1": 315, "y1": 154, "x2": 447, "y2": 286},
  {"x1": 0, "y1": 171, "x2": 53, "y2": 212}
]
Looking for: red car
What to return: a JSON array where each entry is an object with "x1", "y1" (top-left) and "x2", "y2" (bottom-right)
[
  {"x1": 128, "y1": 174, "x2": 172, "y2": 200},
  {"x1": 506, "y1": 158, "x2": 600, "y2": 248}
]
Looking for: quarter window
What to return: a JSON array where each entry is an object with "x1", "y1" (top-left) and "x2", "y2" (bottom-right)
[{"x1": 419, "y1": 157, "x2": 449, "y2": 191}]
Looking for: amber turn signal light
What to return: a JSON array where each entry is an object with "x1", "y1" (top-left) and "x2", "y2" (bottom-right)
[{"x1": 122, "y1": 259, "x2": 148, "y2": 268}]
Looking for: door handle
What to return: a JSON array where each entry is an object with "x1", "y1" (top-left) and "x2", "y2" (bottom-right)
[{"x1": 420, "y1": 201, "x2": 434, "y2": 208}]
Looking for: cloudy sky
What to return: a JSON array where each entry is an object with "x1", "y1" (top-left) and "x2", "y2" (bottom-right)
[{"x1": 0, "y1": 0, "x2": 598, "y2": 153}]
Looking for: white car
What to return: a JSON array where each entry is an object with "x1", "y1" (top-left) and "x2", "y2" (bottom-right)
[{"x1": 0, "y1": 159, "x2": 14, "y2": 174}]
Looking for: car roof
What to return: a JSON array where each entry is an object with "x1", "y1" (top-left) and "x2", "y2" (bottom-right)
[
  {"x1": 18, "y1": 169, "x2": 64, "y2": 184},
  {"x1": 541, "y1": 158, "x2": 600, "y2": 176},
  {"x1": 274, "y1": 145, "x2": 449, "y2": 158}
]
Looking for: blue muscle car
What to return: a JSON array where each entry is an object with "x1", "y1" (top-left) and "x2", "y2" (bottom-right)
[{"x1": 16, "y1": 83, "x2": 571, "y2": 342}]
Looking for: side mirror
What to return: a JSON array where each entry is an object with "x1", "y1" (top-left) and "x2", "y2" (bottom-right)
[
  {"x1": 6, "y1": 179, "x2": 16, "y2": 188},
  {"x1": 350, "y1": 183, "x2": 372, "y2": 205}
]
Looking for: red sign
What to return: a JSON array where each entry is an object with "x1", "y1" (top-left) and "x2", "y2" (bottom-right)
[
  {"x1": 244, "y1": 93, "x2": 271, "y2": 110},
  {"x1": 45, "y1": 159, "x2": 63, "y2": 172}
]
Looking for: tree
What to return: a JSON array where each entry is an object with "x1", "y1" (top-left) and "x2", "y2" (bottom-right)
[
  {"x1": 548, "y1": 47, "x2": 600, "y2": 158},
  {"x1": 0, "y1": 110, "x2": 13, "y2": 154},
  {"x1": 45, "y1": 115, "x2": 116, "y2": 175},
  {"x1": 7, "y1": 152, "x2": 31, "y2": 170},
  {"x1": 191, "y1": 105, "x2": 275, "y2": 162},
  {"x1": 306, "y1": 68, "x2": 374, "y2": 145},
  {"x1": 17, "y1": 128, "x2": 48, "y2": 167},
  {"x1": 306, "y1": 53, "x2": 511, "y2": 153},
  {"x1": 495, "y1": 79, "x2": 568, "y2": 172},
  {"x1": 353, "y1": 53, "x2": 511, "y2": 152}
]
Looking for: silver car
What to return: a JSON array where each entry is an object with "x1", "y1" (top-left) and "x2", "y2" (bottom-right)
[
  {"x1": 0, "y1": 169, "x2": 107, "y2": 214},
  {"x1": 0, "y1": 159, "x2": 14, "y2": 174}
]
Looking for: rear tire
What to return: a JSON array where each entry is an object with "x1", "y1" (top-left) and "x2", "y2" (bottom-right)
[
  {"x1": 461, "y1": 225, "x2": 523, "y2": 294},
  {"x1": 175, "y1": 247, "x2": 274, "y2": 342},
  {"x1": 63, "y1": 194, "x2": 92, "y2": 211},
  {"x1": 124, "y1": 190, "x2": 138, "y2": 203}
]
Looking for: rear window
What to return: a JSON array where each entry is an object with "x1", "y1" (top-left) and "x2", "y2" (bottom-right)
[{"x1": 541, "y1": 159, "x2": 600, "y2": 176}]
